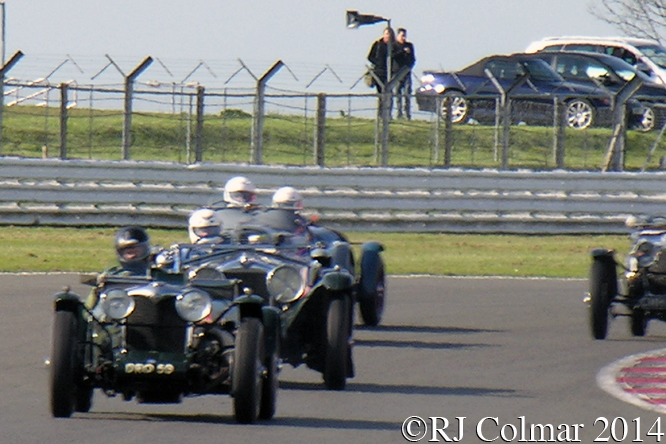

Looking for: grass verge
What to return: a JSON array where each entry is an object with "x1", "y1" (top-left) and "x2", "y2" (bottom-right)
[{"x1": 0, "y1": 227, "x2": 630, "y2": 277}]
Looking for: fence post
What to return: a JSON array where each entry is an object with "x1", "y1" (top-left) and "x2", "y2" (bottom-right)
[
  {"x1": 121, "y1": 56, "x2": 153, "y2": 160},
  {"x1": 314, "y1": 93, "x2": 326, "y2": 166},
  {"x1": 251, "y1": 60, "x2": 284, "y2": 165},
  {"x1": 0, "y1": 51, "x2": 23, "y2": 155},
  {"x1": 379, "y1": 90, "x2": 391, "y2": 167},
  {"x1": 603, "y1": 75, "x2": 643, "y2": 172},
  {"x1": 59, "y1": 82, "x2": 68, "y2": 159},
  {"x1": 485, "y1": 70, "x2": 528, "y2": 170},
  {"x1": 500, "y1": 98, "x2": 511, "y2": 170},
  {"x1": 194, "y1": 86, "x2": 204, "y2": 162},
  {"x1": 443, "y1": 95, "x2": 452, "y2": 168},
  {"x1": 433, "y1": 95, "x2": 441, "y2": 164},
  {"x1": 553, "y1": 97, "x2": 566, "y2": 169}
]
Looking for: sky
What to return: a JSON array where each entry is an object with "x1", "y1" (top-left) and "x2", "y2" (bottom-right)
[{"x1": 2, "y1": 0, "x2": 622, "y2": 92}]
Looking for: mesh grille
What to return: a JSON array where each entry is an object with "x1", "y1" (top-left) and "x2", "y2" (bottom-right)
[
  {"x1": 126, "y1": 296, "x2": 187, "y2": 352},
  {"x1": 223, "y1": 270, "x2": 269, "y2": 299}
]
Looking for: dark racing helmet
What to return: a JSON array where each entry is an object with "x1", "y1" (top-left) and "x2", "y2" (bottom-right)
[{"x1": 114, "y1": 226, "x2": 151, "y2": 269}]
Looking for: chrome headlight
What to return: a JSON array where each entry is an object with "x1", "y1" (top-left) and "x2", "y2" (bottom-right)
[
  {"x1": 100, "y1": 288, "x2": 135, "y2": 320},
  {"x1": 267, "y1": 265, "x2": 305, "y2": 304},
  {"x1": 175, "y1": 289, "x2": 212, "y2": 322},
  {"x1": 633, "y1": 241, "x2": 657, "y2": 267}
]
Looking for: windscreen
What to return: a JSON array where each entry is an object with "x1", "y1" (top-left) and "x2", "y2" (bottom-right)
[{"x1": 635, "y1": 44, "x2": 666, "y2": 69}]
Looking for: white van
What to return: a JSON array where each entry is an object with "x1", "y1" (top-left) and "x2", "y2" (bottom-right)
[{"x1": 525, "y1": 36, "x2": 666, "y2": 85}]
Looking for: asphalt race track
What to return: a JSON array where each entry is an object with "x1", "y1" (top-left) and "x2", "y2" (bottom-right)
[{"x1": 3, "y1": 274, "x2": 666, "y2": 444}]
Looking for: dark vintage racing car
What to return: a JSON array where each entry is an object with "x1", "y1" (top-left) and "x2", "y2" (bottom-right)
[
  {"x1": 165, "y1": 222, "x2": 386, "y2": 390},
  {"x1": 49, "y1": 266, "x2": 280, "y2": 423},
  {"x1": 587, "y1": 215, "x2": 666, "y2": 339}
]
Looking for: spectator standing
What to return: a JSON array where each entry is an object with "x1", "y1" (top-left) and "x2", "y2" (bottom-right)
[
  {"x1": 393, "y1": 27, "x2": 416, "y2": 119},
  {"x1": 367, "y1": 27, "x2": 396, "y2": 93}
]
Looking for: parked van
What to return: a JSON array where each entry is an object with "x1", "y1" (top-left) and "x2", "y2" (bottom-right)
[{"x1": 525, "y1": 36, "x2": 666, "y2": 85}]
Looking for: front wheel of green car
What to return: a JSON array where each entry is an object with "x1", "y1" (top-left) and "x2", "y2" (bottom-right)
[
  {"x1": 50, "y1": 311, "x2": 78, "y2": 418},
  {"x1": 259, "y1": 347, "x2": 278, "y2": 420},
  {"x1": 324, "y1": 297, "x2": 351, "y2": 391},
  {"x1": 233, "y1": 317, "x2": 264, "y2": 424},
  {"x1": 589, "y1": 260, "x2": 616, "y2": 340}
]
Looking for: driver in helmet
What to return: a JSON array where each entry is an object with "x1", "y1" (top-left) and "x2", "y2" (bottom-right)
[
  {"x1": 188, "y1": 208, "x2": 225, "y2": 244},
  {"x1": 252, "y1": 186, "x2": 310, "y2": 241},
  {"x1": 85, "y1": 226, "x2": 153, "y2": 309},
  {"x1": 214, "y1": 176, "x2": 260, "y2": 233},
  {"x1": 113, "y1": 225, "x2": 152, "y2": 275}
]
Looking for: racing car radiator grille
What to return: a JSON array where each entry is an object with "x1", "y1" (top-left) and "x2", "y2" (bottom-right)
[
  {"x1": 223, "y1": 270, "x2": 269, "y2": 300},
  {"x1": 126, "y1": 296, "x2": 187, "y2": 352},
  {"x1": 648, "y1": 252, "x2": 666, "y2": 274}
]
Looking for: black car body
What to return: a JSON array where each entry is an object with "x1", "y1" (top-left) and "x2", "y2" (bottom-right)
[
  {"x1": 49, "y1": 264, "x2": 280, "y2": 423},
  {"x1": 416, "y1": 53, "x2": 620, "y2": 130},
  {"x1": 155, "y1": 221, "x2": 386, "y2": 391},
  {"x1": 532, "y1": 51, "x2": 666, "y2": 131},
  {"x1": 587, "y1": 215, "x2": 666, "y2": 339}
]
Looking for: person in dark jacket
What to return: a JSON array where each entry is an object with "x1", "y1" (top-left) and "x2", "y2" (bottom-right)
[
  {"x1": 367, "y1": 27, "x2": 396, "y2": 93},
  {"x1": 392, "y1": 27, "x2": 416, "y2": 119}
]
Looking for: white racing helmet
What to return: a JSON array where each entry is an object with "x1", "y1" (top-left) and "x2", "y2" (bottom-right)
[
  {"x1": 223, "y1": 176, "x2": 256, "y2": 207},
  {"x1": 188, "y1": 208, "x2": 224, "y2": 244},
  {"x1": 272, "y1": 186, "x2": 303, "y2": 210}
]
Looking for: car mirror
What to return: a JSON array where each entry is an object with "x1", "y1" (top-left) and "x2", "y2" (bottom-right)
[{"x1": 79, "y1": 273, "x2": 99, "y2": 286}]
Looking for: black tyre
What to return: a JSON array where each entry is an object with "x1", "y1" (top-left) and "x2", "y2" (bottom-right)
[
  {"x1": 258, "y1": 348, "x2": 278, "y2": 420},
  {"x1": 440, "y1": 91, "x2": 469, "y2": 124},
  {"x1": 359, "y1": 260, "x2": 386, "y2": 327},
  {"x1": 233, "y1": 317, "x2": 263, "y2": 424},
  {"x1": 74, "y1": 387, "x2": 93, "y2": 413},
  {"x1": 50, "y1": 311, "x2": 78, "y2": 418},
  {"x1": 589, "y1": 260, "x2": 616, "y2": 340},
  {"x1": 566, "y1": 98, "x2": 595, "y2": 129},
  {"x1": 324, "y1": 297, "x2": 351, "y2": 390},
  {"x1": 630, "y1": 310, "x2": 647, "y2": 337}
]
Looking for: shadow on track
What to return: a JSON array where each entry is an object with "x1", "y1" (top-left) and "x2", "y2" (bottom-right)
[
  {"x1": 78, "y1": 411, "x2": 400, "y2": 431},
  {"x1": 280, "y1": 380, "x2": 527, "y2": 398},
  {"x1": 355, "y1": 324, "x2": 503, "y2": 334}
]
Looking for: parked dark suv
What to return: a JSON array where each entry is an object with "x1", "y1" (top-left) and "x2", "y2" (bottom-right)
[
  {"x1": 532, "y1": 51, "x2": 666, "y2": 131},
  {"x1": 416, "y1": 53, "x2": 621, "y2": 130}
]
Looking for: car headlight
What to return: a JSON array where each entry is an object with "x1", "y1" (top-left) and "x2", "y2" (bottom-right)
[
  {"x1": 100, "y1": 288, "x2": 135, "y2": 320},
  {"x1": 434, "y1": 84, "x2": 445, "y2": 94},
  {"x1": 421, "y1": 74, "x2": 435, "y2": 84},
  {"x1": 175, "y1": 289, "x2": 212, "y2": 322},
  {"x1": 633, "y1": 241, "x2": 657, "y2": 268},
  {"x1": 267, "y1": 265, "x2": 305, "y2": 304}
]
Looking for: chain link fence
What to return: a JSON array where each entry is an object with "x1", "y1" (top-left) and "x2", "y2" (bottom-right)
[{"x1": 1, "y1": 79, "x2": 665, "y2": 171}]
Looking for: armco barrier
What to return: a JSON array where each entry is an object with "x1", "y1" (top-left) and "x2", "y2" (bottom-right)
[{"x1": 0, "y1": 157, "x2": 664, "y2": 234}]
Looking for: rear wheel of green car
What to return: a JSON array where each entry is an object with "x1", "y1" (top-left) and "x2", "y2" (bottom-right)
[
  {"x1": 359, "y1": 260, "x2": 386, "y2": 327},
  {"x1": 630, "y1": 310, "x2": 647, "y2": 337}
]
